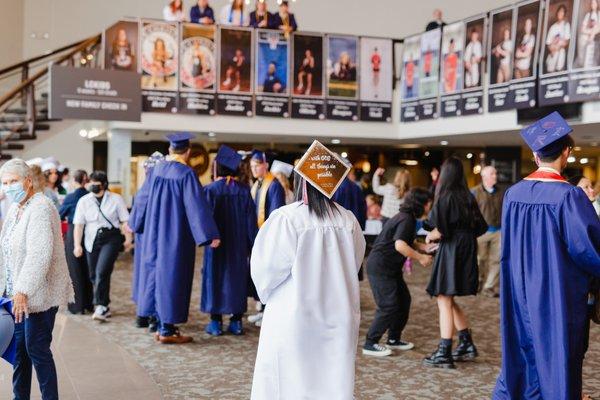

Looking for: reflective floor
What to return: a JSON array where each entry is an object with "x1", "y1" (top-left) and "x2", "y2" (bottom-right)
[{"x1": 1, "y1": 251, "x2": 598, "y2": 399}]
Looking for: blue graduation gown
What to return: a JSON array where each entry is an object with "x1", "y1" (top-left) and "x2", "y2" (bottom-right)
[
  {"x1": 136, "y1": 161, "x2": 219, "y2": 325},
  {"x1": 332, "y1": 178, "x2": 367, "y2": 229},
  {"x1": 201, "y1": 179, "x2": 258, "y2": 314},
  {"x1": 493, "y1": 180, "x2": 600, "y2": 400},
  {"x1": 254, "y1": 178, "x2": 286, "y2": 221}
]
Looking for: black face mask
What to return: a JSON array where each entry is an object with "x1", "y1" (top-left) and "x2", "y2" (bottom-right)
[{"x1": 89, "y1": 184, "x2": 102, "y2": 194}]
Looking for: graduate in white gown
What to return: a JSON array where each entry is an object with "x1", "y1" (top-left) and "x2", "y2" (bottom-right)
[{"x1": 250, "y1": 141, "x2": 366, "y2": 400}]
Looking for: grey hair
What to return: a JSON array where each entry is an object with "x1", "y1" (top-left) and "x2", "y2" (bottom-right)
[{"x1": 0, "y1": 159, "x2": 33, "y2": 181}]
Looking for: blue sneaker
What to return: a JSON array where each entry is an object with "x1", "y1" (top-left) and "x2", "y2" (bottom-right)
[
  {"x1": 205, "y1": 320, "x2": 223, "y2": 336},
  {"x1": 228, "y1": 320, "x2": 244, "y2": 336}
]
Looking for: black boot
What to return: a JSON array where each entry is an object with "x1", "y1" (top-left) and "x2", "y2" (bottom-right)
[
  {"x1": 423, "y1": 339, "x2": 455, "y2": 369},
  {"x1": 135, "y1": 316, "x2": 150, "y2": 328},
  {"x1": 453, "y1": 329, "x2": 478, "y2": 362},
  {"x1": 148, "y1": 316, "x2": 159, "y2": 333}
]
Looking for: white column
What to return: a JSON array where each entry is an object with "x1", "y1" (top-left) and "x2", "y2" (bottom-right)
[{"x1": 107, "y1": 129, "x2": 132, "y2": 206}]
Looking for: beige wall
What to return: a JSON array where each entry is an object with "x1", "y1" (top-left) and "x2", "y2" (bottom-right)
[
  {"x1": 0, "y1": 0, "x2": 24, "y2": 68},
  {"x1": 17, "y1": 0, "x2": 514, "y2": 59}
]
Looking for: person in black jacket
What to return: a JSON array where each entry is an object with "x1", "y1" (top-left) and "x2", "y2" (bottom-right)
[
  {"x1": 422, "y1": 157, "x2": 488, "y2": 369},
  {"x1": 272, "y1": 1, "x2": 297, "y2": 37},
  {"x1": 59, "y1": 169, "x2": 93, "y2": 314},
  {"x1": 249, "y1": 0, "x2": 273, "y2": 29},
  {"x1": 425, "y1": 9, "x2": 446, "y2": 31}
]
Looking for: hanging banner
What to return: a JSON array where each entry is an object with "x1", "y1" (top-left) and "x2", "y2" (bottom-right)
[
  {"x1": 139, "y1": 20, "x2": 179, "y2": 113},
  {"x1": 568, "y1": 0, "x2": 600, "y2": 102},
  {"x1": 488, "y1": 7, "x2": 516, "y2": 112},
  {"x1": 255, "y1": 30, "x2": 290, "y2": 118},
  {"x1": 217, "y1": 26, "x2": 254, "y2": 116},
  {"x1": 103, "y1": 20, "x2": 138, "y2": 72},
  {"x1": 400, "y1": 34, "x2": 421, "y2": 122},
  {"x1": 326, "y1": 35, "x2": 359, "y2": 121},
  {"x1": 417, "y1": 28, "x2": 441, "y2": 120},
  {"x1": 461, "y1": 15, "x2": 487, "y2": 115},
  {"x1": 510, "y1": 0, "x2": 542, "y2": 109},
  {"x1": 178, "y1": 23, "x2": 216, "y2": 115},
  {"x1": 440, "y1": 22, "x2": 465, "y2": 117},
  {"x1": 291, "y1": 33, "x2": 325, "y2": 119},
  {"x1": 538, "y1": 0, "x2": 577, "y2": 106},
  {"x1": 359, "y1": 37, "x2": 393, "y2": 122}
]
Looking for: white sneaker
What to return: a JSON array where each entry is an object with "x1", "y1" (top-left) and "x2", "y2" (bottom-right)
[
  {"x1": 386, "y1": 339, "x2": 414, "y2": 351},
  {"x1": 248, "y1": 312, "x2": 263, "y2": 324},
  {"x1": 92, "y1": 305, "x2": 111, "y2": 322},
  {"x1": 362, "y1": 343, "x2": 392, "y2": 357}
]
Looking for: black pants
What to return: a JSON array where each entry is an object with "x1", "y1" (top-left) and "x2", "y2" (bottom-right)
[
  {"x1": 65, "y1": 224, "x2": 93, "y2": 314},
  {"x1": 211, "y1": 314, "x2": 243, "y2": 322},
  {"x1": 86, "y1": 230, "x2": 122, "y2": 307},
  {"x1": 366, "y1": 271, "x2": 411, "y2": 346}
]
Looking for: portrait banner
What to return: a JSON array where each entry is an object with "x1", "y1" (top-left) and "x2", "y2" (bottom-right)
[
  {"x1": 440, "y1": 22, "x2": 465, "y2": 117},
  {"x1": 417, "y1": 28, "x2": 441, "y2": 120},
  {"x1": 568, "y1": 0, "x2": 600, "y2": 102},
  {"x1": 461, "y1": 15, "x2": 487, "y2": 115},
  {"x1": 326, "y1": 35, "x2": 359, "y2": 121},
  {"x1": 103, "y1": 20, "x2": 138, "y2": 72},
  {"x1": 140, "y1": 20, "x2": 179, "y2": 113},
  {"x1": 255, "y1": 30, "x2": 290, "y2": 118},
  {"x1": 359, "y1": 37, "x2": 393, "y2": 122},
  {"x1": 400, "y1": 34, "x2": 421, "y2": 122},
  {"x1": 291, "y1": 33, "x2": 325, "y2": 119},
  {"x1": 488, "y1": 7, "x2": 517, "y2": 112}
]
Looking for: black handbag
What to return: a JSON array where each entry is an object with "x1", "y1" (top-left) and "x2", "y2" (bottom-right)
[{"x1": 96, "y1": 201, "x2": 126, "y2": 251}]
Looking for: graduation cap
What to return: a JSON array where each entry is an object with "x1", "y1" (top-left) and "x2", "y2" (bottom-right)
[
  {"x1": 520, "y1": 111, "x2": 573, "y2": 157},
  {"x1": 251, "y1": 150, "x2": 268, "y2": 163},
  {"x1": 270, "y1": 160, "x2": 294, "y2": 178},
  {"x1": 215, "y1": 145, "x2": 242, "y2": 171},
  {"x1": 294, "y1": 140, "x2": 351, "y2": 199},
  {"x1": 143, "y1": 151, "x2": 165, "y2": 171},
  {"x1": 41, "y1": 158, "x2": 58, "y2": 173},
  {"x1": 165, "y1": 132, "x2": 195, "y2": 151}
]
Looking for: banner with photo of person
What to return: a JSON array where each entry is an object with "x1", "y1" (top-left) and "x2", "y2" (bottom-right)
[
  {"x1": 488, "y1": 7, "x2": 516, "y2": 112},
  {"x1": 440, "y1": 22, "x2": 465, "y2": 117},
  {"x1": 461, "y1": 15, "x2": 487, "y2": 115},
  {"x1": 417, "y1": 28, "x2": 441, "y2": 120},
  {"x1": 103, "y1": 20, "x2": 139, "y2": 72},
  {"x1": 538, "y1": 0, "x2": 577, "y2": 105},
  {"x1": 326, "y1": 35, "x2": 359, "y2": 121},
  {"x1": 400, "y1": 34, "x2": 421, "y2": 122},
  {"x1": 139, "y1": 20, "x2": 179, "y2": 112},
  {"x1": 178, "y1": 23, "x2": 217, "y2": 115},
  {"x1": 291, "y1": 33, "x2": 325, "y2": 119},
  {"x1": 255, "y1": 30, "x2": 290, "y2": 118},
  {"x1": 510, "y1": 0, "x2": 542, "y2": 109},
  {"x1": 359, "y1": 37, "x2": 393, "y2": 122},
  {"x1": 217, "y1": 26, "x2": 254, "y2": 116},
  {"x1": 568, "y1": 0, "x2": 600, "y2": 102}
]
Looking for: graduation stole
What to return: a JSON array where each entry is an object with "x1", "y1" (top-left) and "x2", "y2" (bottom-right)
[
  {"x1": 251, "y1": 172, "x2": 275, "y2": 228},
  {"x1": 524, "y1": 167, "x2": 568, "y2": 183}
]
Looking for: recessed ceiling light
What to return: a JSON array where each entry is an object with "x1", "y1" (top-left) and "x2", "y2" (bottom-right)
[
  {"x1": 79, "y1": 129, "x2": 87, "y2": 138},
  {"x1": 573, "y1": 146, "x2": 582, "y2": 151},
  {"x1": 440, "y1": 140, "x2": 449, "y2": 146},
  {"x1": 466, "y1": 153, "x2": 473, "y2": 159},
  {"x1": 567, "y1": 156, "x2": 576, "y2": 163},
  {"x1": 341, "y1": 152, "x2": 348, "y2": 158},
  {"x1": 331, "y1": 139, "x2": 341, "y2": 144},
  {"x1": 208, "y1": 132, "x2": 216, "y2": 137},
  {"x1": 580, "y1": 158, "x2": 589, "y2": 164},
  {"x1": 424, "y1": 151, "x2": 430, "y2": 157}
]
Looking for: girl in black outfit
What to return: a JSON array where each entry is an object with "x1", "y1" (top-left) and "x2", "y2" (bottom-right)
[
  {"x1": 362, "y1": 188, "x2": 436, "y2": 357},
  {"x1": 423, "y1": 157, "x2": 488, "y2": 369}
]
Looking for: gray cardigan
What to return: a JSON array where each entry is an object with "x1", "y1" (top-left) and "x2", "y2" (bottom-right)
[{"x1": 0, "y1": 193, "x2": 73, "y2": 313}]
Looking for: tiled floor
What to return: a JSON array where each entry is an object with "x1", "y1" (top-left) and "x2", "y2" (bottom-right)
[{"x1": 0, "y1": 313, "x2": 162, "y2": 400}]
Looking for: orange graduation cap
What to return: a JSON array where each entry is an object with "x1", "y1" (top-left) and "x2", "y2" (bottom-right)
[{"x1": 294, "y1": 140, "x2": 351, "y2": 199}]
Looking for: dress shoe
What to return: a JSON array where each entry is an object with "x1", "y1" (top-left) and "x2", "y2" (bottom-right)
[
  {"x1": 228, "y1": 320, "x2": 244, "y2": 336},
  {"x1": 159, "y1": 332, "x2": 193, "y2": 344},
  {"x1": 135, "y1": 316, "x2": 150, "y2": 328},
  {"x1": 205, "y1": 320, "x2": 223, "y2": 336}
]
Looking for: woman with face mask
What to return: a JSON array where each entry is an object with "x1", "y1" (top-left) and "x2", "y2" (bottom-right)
[
  {"x1": 0, "y1": 158, "x2": 73, "y2": 399},
  {"x1": 73, "y1": 171, "x2": 132, "y2": 322}
]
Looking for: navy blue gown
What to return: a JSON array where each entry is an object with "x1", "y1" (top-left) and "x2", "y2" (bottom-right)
[
  {"x1": 493, "y1": 179, "x2": 600, "y2": 400},
  {"x1": 332, "y1": 178, "x2": 367, "y2": 229},
  {"x1": 201, "y1": 179, "x2": 257, "y2": 315},
  {"x1": 134, "y1": 161, "x2": 219, "y2": 325}
]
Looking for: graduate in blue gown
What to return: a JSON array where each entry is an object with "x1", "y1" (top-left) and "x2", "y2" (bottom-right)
[
  {"x1": 332, "y1": 176, "x2": 367, "y2": 230},
  {"x1": 129, "y1": 152, "x2": 164, "y2": 331},
  {"x1": 493, "y1": 112, "x2": 600, "y2": 400},
  {"x1": 201, "y1": 146, "x2": 258, "y2": 336},
  {"x1": 248, "y1": 150, "x2": 286, "y2": 326},
  {"x1": 134, "y1": 133, "x2": 220, "y2": 344}
]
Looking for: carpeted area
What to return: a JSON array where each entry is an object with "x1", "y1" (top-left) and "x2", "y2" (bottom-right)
[{"x1": 68, "y1": 250, "x2": 600, "y2": 399}]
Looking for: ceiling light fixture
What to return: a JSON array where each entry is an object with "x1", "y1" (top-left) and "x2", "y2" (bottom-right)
[
  {"x1": 580, "y1": 158, "x2": 589, "y2": 164},
  {"x1": 331, "y1": 139, "x2": 341, "y2": 144},
  {"x1": 567, "y1": 156, "x2": 576, "y2": 163},
  {"x1": 341, "y1": 152, "x2": 348, "y2": 159},
  {"x1": 466, "y1": 153, "x2": 473, "y2": 159},
  {"x1": 440, "y1": 140, "x2": 449, "y2": 146}
]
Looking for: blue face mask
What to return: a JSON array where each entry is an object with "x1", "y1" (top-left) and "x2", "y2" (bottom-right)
[{"x1": 3, "y1": 182, "x2": 27, "y2": 203}]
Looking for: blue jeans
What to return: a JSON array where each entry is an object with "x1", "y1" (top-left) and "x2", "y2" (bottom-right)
[{"x1": 13, "y1": 307, "x2": 58, "y2": 400}]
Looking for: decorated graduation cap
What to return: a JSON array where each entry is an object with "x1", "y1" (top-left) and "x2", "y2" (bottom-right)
[
  {"x1": 165, "y1": 132, "x2": 195, "y2": 151},
  {"x1": 520, "y1": 111, "x2": 573, "y2": 157},
  {"x1": 143, "y1": 151, "x2": 165, "y2": 171},
  {"x1": 251, "y1": 150, "x2": 268, "y2": 163},
  {"x1": 270, "y1": 160, "x2": 294, "y2": 178},
  {"x1": 294, "y1": 140, "x2": 351, "y2": 199},
  {"x1": 215, "y1": 145, "x2": 242, "y2": 171}
]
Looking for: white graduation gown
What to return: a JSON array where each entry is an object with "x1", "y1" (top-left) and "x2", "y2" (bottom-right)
[{"x1": 250, "y1": 202, "x2": 366, "y2": 400}]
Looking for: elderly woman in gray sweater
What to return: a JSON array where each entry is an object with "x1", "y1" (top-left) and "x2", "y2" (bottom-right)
[{"x1": 0, "y1": 158, "x2": 73, "y2": 400}]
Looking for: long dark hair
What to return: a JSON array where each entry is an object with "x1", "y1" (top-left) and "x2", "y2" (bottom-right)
[
  {"x1": 293, "y1": 172, "x2": 338, "y2": 220},
  {"x1": 400, "y1": 187, "x2": 433, "y2": 218},
  {"x1": 435, "y1": 157, "x2": 476, "y2": 219}
]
